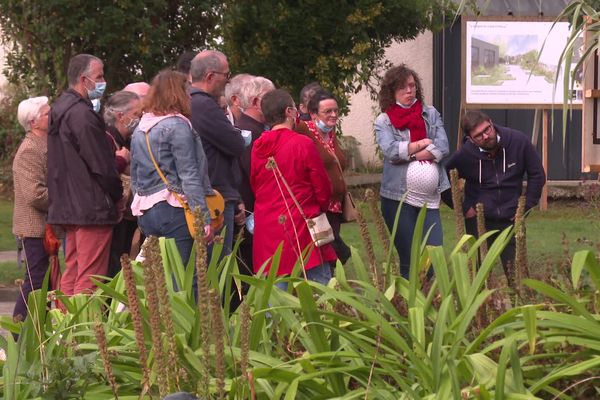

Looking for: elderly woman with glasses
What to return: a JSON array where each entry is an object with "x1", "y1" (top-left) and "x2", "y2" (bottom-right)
[
  {"x1": 297, "y1": 89, "x2": 351, "y2": 267},
  {"x1": 374, "y1": 64, "x2": 450, "y2": 279},
  {"x1": 12, "y1": 96, "x2": 52, "y2": 321},
  {"x1": 251, "y1": 89, "x2": 337, "y2": 289}
]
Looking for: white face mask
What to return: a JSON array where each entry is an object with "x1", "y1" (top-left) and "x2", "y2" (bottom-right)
[
  {"x1": 91, "y1": 99, "x2": 101, "y2": 113},
  {"x1": 240, "y1": 129, "x2": 252, "y2": 147},
  {"x1": 396, "y1": 98, "x2": 417, "y2": 108},
  {"x1": 125, "y1": 116, "x2": 140, "y2": 133}
]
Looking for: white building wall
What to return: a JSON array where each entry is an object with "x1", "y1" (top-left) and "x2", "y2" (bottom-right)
[{"x1": 341, "y1": 31, "x2": 433, "y2": 168}]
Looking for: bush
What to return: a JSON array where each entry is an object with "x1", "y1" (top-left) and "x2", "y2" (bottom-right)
[
  {"x1": 0, "y1": 85, "x2": 27, "y2": 197},
  {"x1": 1, "y1": 209, "x2": 600, "y2": 398}
]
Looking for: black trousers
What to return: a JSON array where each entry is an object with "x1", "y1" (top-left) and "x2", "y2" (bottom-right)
[
  {"x1": 327, "y1": 211, "x2": 351, "y2": 266},
  {"x1": 107, "y1": 219, "x2": 139, "y2": 278},
  {"x1": 465, "y1": 217, "x2": 516, "y2": 287},
  {"x1": 14, "y1": 237, "x2": 49, "y2": 321}
]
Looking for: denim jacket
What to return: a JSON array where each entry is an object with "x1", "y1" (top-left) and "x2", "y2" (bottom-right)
[
  {"x1": 375, "y1": 105, "x2": 450, "y2": 201},
  {"x1": 130, "y1": 116, "x2": 212, "y2": 215}
]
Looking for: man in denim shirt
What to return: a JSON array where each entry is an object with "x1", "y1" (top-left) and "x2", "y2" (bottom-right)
[{"x1": 189, "y1": 50, "x2": 246, "y2": 255}]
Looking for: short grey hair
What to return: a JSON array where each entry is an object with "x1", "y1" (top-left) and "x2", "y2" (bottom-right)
[
  {"x1": 17, "y1": 96, "x2": 49, "y2": 131},
  {"x1": 239, "y1": 76, "x2": 275, "y2": 109},
  {"x1": 224, "y1": 73, "x2": 254, "y2": 107},
  {"x1": 189, "y1": 50, "x2": 226, "y2": 83},
  {"x1": 67, "y1": 53, "x2": 102, "y2": 87},
  {"x1": 103, "y1": 91, "x2": 140, "y2": 127}
]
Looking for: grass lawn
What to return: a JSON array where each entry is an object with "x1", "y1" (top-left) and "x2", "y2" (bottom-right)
[
  {"x1": 0, "y1": 198, "x2": 14, "y2": 251},
  {"x1": 0, "y1": 196, "x2": 598, "y2": 286},
  {"x1": 0, "y1": 262, "x2": 23, "y2": 287},
  {"x1": 341, "y1": 199, "x2": 600, "y2": 278}
]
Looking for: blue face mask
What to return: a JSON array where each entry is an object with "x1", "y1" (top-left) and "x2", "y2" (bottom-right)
[
  {"x1": 86, "y1": 77, "x2": 106, "y2": 100},
  {"x1": 316, "y1": 119, "x2": 333, "y2": 134},
  {"x1": 246, "y1": 214, "x2": 254, "y2": 235},
  {"x1": 91, "y1": 99, "x2": 101, "y2": 113}
]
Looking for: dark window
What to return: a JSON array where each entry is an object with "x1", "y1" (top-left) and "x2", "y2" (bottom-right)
[{"x1": 471, "y1": 46, "x2": 480, "y2": 68}]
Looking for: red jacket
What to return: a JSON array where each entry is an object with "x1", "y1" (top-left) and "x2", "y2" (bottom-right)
[{"x1": 251, "y1": 128, "x2": 337, "y2": 276}]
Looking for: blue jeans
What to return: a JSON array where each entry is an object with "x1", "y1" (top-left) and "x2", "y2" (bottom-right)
[
  {"x1": 223, "y1": 200, "x2": 236, "y2": 256},
  {"x1": 207, "y1": 199, "x2": 236, "y2": 267},
  {"x1": 380, "y1": 197, "x2": 442, "y2": 279},
  {"x1": 274, "y1": 262, "x2": 331, "y2": 291},
  {"x1": 138, "y1": 201, "x2": 196, "y2": 295},
  {"x1": 138, "y1": 201, "x2": 194, "y2": 265}
]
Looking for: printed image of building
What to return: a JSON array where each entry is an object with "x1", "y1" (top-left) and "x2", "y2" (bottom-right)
[{"x1": 471, "y1": 37, "x2": 499, "y2": 69}]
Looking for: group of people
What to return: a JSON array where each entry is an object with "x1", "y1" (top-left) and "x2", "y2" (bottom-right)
[
  {"x1": 11, "y1": 49, "x2": 546, "y2": 322},
  {"x1": 375, "y1": 65, "x2": 546, "y2": 282}
]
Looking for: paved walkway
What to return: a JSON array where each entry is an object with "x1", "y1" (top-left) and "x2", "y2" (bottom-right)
[{"x1": 0, "y1": 250, "x2": 17, "y2": 263}]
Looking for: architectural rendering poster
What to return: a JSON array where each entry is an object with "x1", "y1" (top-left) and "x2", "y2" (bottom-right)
[{"x1": 464, "y1": 19, "x2": 582, "y2": 106}]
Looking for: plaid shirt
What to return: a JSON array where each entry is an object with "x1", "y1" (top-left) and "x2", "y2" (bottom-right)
[{"x1": 12, "y1": 132, "x2": 48, "y2": 238}]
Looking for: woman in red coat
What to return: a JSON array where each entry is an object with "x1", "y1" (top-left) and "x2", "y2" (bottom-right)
[{"x1": 250, "y1": 89, "x2": 337, "y2": 287}]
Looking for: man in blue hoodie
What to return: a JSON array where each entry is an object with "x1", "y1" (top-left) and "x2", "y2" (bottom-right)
[{"x1": 446, "y1": 110, "x2": 546, "y2": 287}]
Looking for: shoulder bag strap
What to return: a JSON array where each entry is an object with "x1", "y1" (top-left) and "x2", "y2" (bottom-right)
[
  {"x1": 267, "y1": 156, "x2": 308, "y2": 220},
  {"x1": 144, "y1": 130, "x2": 187, "y2": 209}
]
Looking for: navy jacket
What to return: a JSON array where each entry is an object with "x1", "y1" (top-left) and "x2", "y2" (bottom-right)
[
  {"x1": 445, "y1": 124, "x2": 546, "y2": 221},
  {"x1": 236, "y1": 112, "x2": 265, "y2": 212},
  {"x1": 190, "y1": 88, "x2": 245, "y2": 201},
  {"x1": 47, "y1": 89, "x2": 122, "y2": 225}
]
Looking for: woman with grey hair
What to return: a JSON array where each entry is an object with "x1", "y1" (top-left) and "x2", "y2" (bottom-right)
[
  {"x1": 12, "y1": 96, "x2": 51, "y2": 321},
  {"x1": 103, "y1": 90, "x2": 141, "y2": 173},
  {"x1": 103, "y1": 90, "x2": 141, "y2": 277}
]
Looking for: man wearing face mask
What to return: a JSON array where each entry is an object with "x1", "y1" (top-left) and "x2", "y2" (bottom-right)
[
  {"x1": 47, "y1": 54, "x2": 123, "y2": 295},
  {"x1": 103, "y1": 90, "x2": 142, "y2": 277}
]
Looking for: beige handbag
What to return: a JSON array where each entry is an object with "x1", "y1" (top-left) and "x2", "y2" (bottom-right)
[{"x1": 268, "y1": 157, "x2": 334, "y2": 247}]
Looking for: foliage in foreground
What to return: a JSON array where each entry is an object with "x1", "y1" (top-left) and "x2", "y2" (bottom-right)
[{"x1": 1, "y1": 209, "x2": 600, "y2": 398}]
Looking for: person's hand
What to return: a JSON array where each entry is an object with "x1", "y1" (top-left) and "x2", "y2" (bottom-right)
[
  {"x1": 234, "y1": 202, "x2": 246, "y2": 226},
  {"x1": 419, "y1": 138, "x2": 433, "y2": 149},
  {"x1": 465, "y1": 207, "x2": 476, "y2": 219},
  {"x1": 204, "y1": 224, "x2": 214, "y2": 244},
  {"x1": 116, "y1": 147, "x2": 130, "y2": 164}
]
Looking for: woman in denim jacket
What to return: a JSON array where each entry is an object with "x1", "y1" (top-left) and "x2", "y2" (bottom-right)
[
  {"x1": 130, "y1": 70, "x2": 213, "y2": 266},
  {"x1": 374, "y1": 65, "x2": 450, "y2": 279}
]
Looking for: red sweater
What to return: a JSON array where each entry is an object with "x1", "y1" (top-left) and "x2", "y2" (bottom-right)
[{"x1": 250, "y1": 128, "x2": 337, "y2": 275}]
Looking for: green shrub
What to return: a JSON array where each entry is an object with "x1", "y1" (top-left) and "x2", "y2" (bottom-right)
[{"x1": 1, "y1": 209, "x2": 600, "y2": 398}]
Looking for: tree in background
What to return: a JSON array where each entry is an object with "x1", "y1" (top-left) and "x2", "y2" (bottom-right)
[
  {"x1": 221, "y1": 0, "x2": 452, "y2": 111},
  {"x1": 0, "y1": 0, "x2": 222, "y2": 96},
  {"x1": 0, "y1": 0, "x2": 221, "y2": 193}
]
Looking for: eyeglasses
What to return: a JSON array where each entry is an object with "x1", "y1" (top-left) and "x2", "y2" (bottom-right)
[
  {"x1": 397, "y1": 82, "x2": 416, "y2": 92},
  {"x1": 470, "y1": 122, "x2": 493, "y2": 142},
  {"x1": 319, "y1": 107, "x2": 339, "y2": 116},
  {"x1": 211, "y1": 70, "x2": 231, "y2": 80}
]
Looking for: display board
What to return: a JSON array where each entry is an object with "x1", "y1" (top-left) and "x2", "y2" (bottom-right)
[
  {"x1": 462, "y1": 17, "x2": 582, "y2": 107},
  {"x1": 581, "y1": 17, "x2": 600, "y2": 172}
]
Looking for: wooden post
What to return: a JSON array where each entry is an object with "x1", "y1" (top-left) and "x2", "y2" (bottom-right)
[{"x1": 540, "y1": 109, "x2": 549, "y2": 211}]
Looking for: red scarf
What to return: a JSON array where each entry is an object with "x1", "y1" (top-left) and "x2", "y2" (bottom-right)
[{"x1": 385, "y1": 100, "x2": 426, "y2": 142}]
